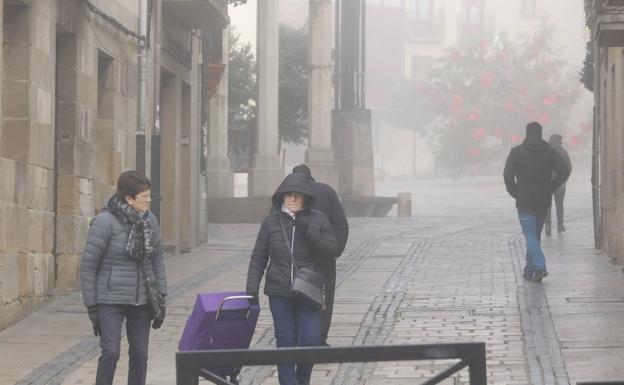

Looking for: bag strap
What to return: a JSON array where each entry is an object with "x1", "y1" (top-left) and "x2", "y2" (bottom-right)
[{"x1": 278, "y1": 214, "x2": 297, "y2": 284}]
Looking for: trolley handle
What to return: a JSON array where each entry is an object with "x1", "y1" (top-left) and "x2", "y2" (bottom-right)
[{"x1": 215, "y1": 295, "x2": 255, "y2": 320}]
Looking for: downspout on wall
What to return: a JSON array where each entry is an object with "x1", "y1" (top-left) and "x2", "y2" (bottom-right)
[{"x1": 137, "y1": 0, "x2": 149, "y2": 173}]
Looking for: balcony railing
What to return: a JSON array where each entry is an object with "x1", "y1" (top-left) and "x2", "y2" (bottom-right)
[
  {"x1": 162, "y1": 0, "x2": 229, "y2": 31},
  {"x1": 589, "y1": 0, "x2": 624, "y2": 46},
  {"x1": 408, "y1": 19, "x2": 445, "y2": 44}
]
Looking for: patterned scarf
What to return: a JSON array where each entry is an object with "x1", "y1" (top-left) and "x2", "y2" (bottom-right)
[{"x1": 107, "y1": 196, "x2": 154, "y2": 261}]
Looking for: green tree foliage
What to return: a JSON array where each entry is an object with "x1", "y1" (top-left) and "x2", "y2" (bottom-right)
[
  {"x1": 228, "y1": 28, "x2": 256, "y2": 132},
  {"x1": 393, "y1": 24, "x2": 581, "y2": 176},
  {"x1": 580, "y1": 39, "x2": 593, "y2": 92},
  {"x1": 279, "y1": 24, "x2": 309, "y2": 144}
]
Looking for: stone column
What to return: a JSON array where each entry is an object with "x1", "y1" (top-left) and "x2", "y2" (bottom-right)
[
  {"x1": 206, "y1": 27, "x2": 233, "y2": 198},
  {"x1": 248, "y1": 0, "x2": 283, "y2": 197},
  {"x1": 179, "y1": 33, "x2": 202, "y2": 252},
  {"x1": 160, "y1": 75, "x2": 182, "y2": 252},
  {"x1": 307, "y1": 0, "x2": 338, "y2": 188}
]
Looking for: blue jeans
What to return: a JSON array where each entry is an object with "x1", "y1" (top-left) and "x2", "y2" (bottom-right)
[
  {"x1": 96, "y1": 304, "x2": 151, "y2": 385},
  {"x1": 269, "y1": 296, "x2": 322, "y2": 385},
  {"x1": 517, "y1": 208, "x2": 547, "y2": 278}
]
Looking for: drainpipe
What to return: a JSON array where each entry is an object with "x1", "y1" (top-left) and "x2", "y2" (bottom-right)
[
  {"x1": 136, "y1": 0, "x2": 149, "y2": 174},
  {"x1": 591, "y1": 39, "x2": 602, "y2": 250}
]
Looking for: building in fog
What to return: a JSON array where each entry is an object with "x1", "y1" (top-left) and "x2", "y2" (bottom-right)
[
  {"x1": 363, "y1": 0, "x2": 589, "y2": 178},
  {"x1": 585, "y1": 0, "x2": 624, "y2": 266},
  {"x1": 0, "y1": 0, "x2": 230, "y2": 330}
]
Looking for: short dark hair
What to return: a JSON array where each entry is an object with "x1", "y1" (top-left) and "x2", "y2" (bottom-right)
[
  {"x1": 115, "y1": 170, "x2": 151, "y2": 200},
  {"x1": 292, "y1": 164, "x2": 312, "y2": 177},
  {"x1": 526, "y1": 121, "x2": 542, "y2": 138}
]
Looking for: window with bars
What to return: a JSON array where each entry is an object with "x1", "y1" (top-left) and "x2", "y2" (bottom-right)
[
  {"x1": 521, "y1": 0, "x2": 537, "y2": 17},
  {"x1": 411, "y1": 0, "x2": 433, "y2": 21},
  {"x1": 462, "y1": 0, "x2": 483, "y2": 24}
]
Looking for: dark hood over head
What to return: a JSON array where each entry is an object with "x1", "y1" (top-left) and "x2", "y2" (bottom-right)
[
  {"x1": 271, "y1": 173, "x2": 316, "y2": 209},
  {"x1": 522, "y1": 135, "x2": 550, "y2": 153},
  {"x1": 549, "y1": 134, "x2": 563, "y2": 148}
]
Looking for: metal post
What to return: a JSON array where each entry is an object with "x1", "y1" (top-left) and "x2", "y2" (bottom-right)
[
  {"x1": 591, "y1": 37, "x2": 602, "y2": 250},
  {"x1": 334, "y1": 0, "x2": 341, "y2": 110},
  {"x1": 136, "y1": 0, "x2": 149, "y2": 174},
  {"x1": 468, "y1": 343, "x2": 487, "y2": 385},
  {"x1": 360, "y1": 0, "x2": 366, "y2": 109},
  {"x1": 151, "y1": 104, "x2": 162, "y2": 221}
]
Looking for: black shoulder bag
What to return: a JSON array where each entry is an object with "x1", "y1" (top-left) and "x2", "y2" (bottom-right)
[{"x1": 279, "y1": 215, "x2": 325, "y2": 310}]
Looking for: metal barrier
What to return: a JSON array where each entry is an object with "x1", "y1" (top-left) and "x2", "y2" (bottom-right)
[
  {"x1": 176, "y1": 342, "x2": 487, "y2": 385},
  {"x1": 577, "y1": 382, "x2": 624, "y2": 385}
]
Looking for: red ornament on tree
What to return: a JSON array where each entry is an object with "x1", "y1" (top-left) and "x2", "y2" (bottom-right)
[
  {"x1": 468, "y1": 110, "x2": 480, "y2": 121},
  {"x1": 480, "y1": 72, "x2": 494, "y2": 87},
  {"x1": 473, "y1": 127, "x2": 486, "y2": 140},
  {"x1": 468, "y1": 147, "x2": 481, "y2": 158},
  {"x1": 569, "y1": 135, "x2": 581, "y2": 147}
]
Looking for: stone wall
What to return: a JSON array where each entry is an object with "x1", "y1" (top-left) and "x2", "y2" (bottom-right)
[
  {"x1": 0, "y1": 0, "x2": 228, "y2": 331},
  {"x1": 596, "y1": 46, "x2": 624, "y2": 267},
  {"x1": 0, "y1": 0, "x2": 139, "y2": 330}
]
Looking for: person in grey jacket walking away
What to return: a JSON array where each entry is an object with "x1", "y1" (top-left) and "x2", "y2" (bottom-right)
[
  {"x1": 504, "y1": 122, "x2": 570, "y2": 282},
  {"x1": 292, "y1": 164, "x2": 349, "y2": 346},
  {"x1": 246, "y1": 173, "x2": 338, "y2": 385},
  {"x1": 80, "y1": 170, "x2": 167, "y2": 385},
  {"x1": 545, "y1": 134, "x2": 572, "y2": 236}
]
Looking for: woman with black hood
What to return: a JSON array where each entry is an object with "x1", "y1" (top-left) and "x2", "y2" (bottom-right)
[{"x1": 246, "y1": 173, "x2": 338, "y2": 385}]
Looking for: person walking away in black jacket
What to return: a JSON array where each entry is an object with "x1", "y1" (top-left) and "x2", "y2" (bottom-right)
[
  {"x1": 80, "y1": 170, "x2": 167, "y2": 385},
  {"x1": 246, "y1": 173, "x2": 338, "y2": 385},
  {"x1": 292, "y1": 164, "x2": 349, "y2": 346},
  {"x1": 545, "y1": 134, "x2": 572, "y2": 236},
  {"x1": 503, "y1": 122, "x2": 570, "y2": 282}
]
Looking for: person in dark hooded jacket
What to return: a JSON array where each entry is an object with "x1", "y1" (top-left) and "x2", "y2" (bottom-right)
[
  {"x1": 504, "y1": 122, "x2": 570, "y2": 282},
  {"x1": 246, "y1": 172, "x2": 338, "y2": 385},
  {"x1": 545, "y1": 134, "x2": 572, "y2": 236},
  {"x1": 292, "y1": 164, "x2": 349, "y2": 346}
]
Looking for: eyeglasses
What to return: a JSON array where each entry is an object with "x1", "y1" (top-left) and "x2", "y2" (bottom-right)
[{"x1": 136, "y1": 192, "x2": 151, "y2": 200}]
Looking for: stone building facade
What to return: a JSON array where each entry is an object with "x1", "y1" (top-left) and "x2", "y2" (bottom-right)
[
  {"x1": 0, "y1": 0, "x2": 230, "y2": 330},
  {"x1": 585, "y1": 0, "x2": 624, "y2": 266}
]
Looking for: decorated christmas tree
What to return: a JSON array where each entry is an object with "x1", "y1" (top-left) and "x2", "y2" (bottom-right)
[{"x1": 394, "y1": 23, "x2": 581, "y2": 176}]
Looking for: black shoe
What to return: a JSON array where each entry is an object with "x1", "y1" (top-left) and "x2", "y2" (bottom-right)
[
  {"x1": 558, "y1": 225, "x2": 565, "y2": 233},
  {"x1": 320, "y1": 340, "x2": 330, "y2": 347},
  {"x1": 532, "y1": 270, "x2": 548, "y2": 282}
]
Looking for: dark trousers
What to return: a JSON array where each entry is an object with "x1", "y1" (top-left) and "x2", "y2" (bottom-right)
[
  {"x1": 96, "y1": 304, "x2": 151, "y2": 385},
  {"x1": 321, "y1": 258, "x2": 336, "y2": 343},
  {"x1": 269, "y1": 296, "x2": 321, "y2": 385},
  {"x1": 545, "y1": 185, "x2": 566, "y2": 231}
]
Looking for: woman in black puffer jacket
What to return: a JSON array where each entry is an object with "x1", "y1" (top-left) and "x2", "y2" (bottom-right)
[{"x1": 246, "y1": 172, "x2": 338, "y2": 385}]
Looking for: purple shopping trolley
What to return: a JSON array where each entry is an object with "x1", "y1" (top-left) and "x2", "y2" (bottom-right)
[{"x1": 178, "y1": 291, "x2": 260, "y2": 384}]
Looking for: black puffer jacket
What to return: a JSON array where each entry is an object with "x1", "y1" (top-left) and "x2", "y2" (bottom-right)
[
  {"x1": 503, "y1": 135, "x2": 571, "y2": 208},
  {"x1": 246, "y1": 173, "x2": 338, "y2": 298}
]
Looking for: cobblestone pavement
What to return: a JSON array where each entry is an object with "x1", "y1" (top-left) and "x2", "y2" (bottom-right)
[{"x1": 2, "y1": 168, "x2": 624, "y2": 385}]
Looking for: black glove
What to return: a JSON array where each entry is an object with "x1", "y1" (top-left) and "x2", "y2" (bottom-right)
[
  {"x1": 152, "y1": 306, "x2": 166, "y2": 329},
  {"x1": 294, "y1": 214, "x2": 309, "y2": 234},
  {"x1": 87, "y1": 305, "x2": 100, "y2": 337},
  {"x1": 152, "y1": 297, "x2": 166, "y2": 329},
  {"x1": 247, "y1": 292, "x2": 259, "y2": 305}
]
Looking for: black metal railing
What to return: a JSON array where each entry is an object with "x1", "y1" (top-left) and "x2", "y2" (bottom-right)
[
  {"x1": 577, "y1": 382, "x2": 624, "y2": 385},
  {"x1": 176, "y1": 343, "x2": 487, "y2": 385}
]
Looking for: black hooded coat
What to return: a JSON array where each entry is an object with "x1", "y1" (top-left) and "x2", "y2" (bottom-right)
[
  {"x1": 503, "y1": 135, "x2": 571, "y2": 208},
  {"x1": 246, "y1": 173, "x2": 338, "y2": 298}
]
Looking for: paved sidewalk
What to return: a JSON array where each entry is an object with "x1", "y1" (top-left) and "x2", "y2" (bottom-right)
[{"x1": 1, "y1": 172, "x2": 623, "y2": 385}]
